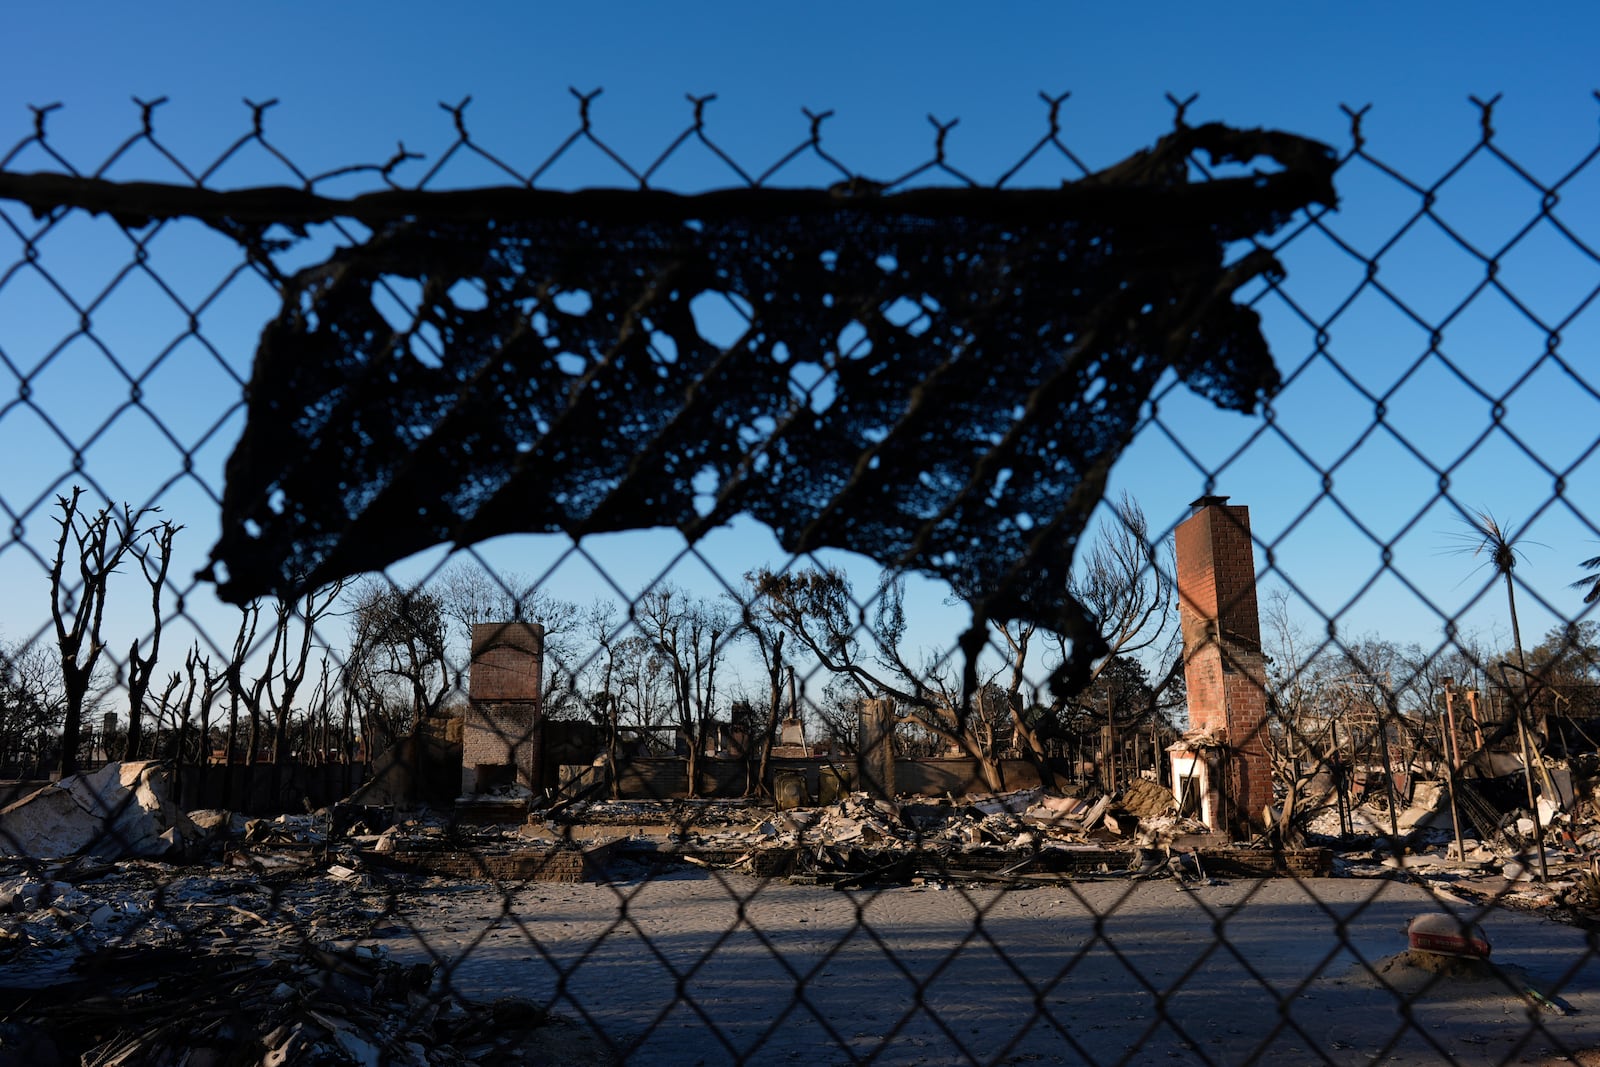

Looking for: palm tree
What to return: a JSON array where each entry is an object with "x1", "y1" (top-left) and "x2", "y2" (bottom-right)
[
  {"x1": 1447, "y1": 508, "x2": 1538, "y2": 674},
  {"x1": 1447, "y1": 507, "x2": 1546, "y2": 878},
  {"x1": 1572, "y1": 547, "x2": 1600, "y2": 605}
]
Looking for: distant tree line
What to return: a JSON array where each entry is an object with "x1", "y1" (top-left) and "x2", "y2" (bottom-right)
[{"x1": 8, "y1": 489, "x2": 1594, "y2": 798}]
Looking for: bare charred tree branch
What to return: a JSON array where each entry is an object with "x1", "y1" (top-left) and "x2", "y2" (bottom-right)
[
  {"x1": 49, "y1": 488, "x2": 147, "y2": 777},
  {"x1": 126, "y1": 517, "x2": 182, "y2": 760}
]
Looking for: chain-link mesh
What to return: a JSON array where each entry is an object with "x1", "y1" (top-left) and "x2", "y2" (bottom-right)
[{"x1": 0, "y1": 93, "x2": 1597, "y2": 1065}]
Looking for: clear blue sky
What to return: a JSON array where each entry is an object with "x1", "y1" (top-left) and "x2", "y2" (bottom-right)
[{"x1": 1, "y1": 3, "x2": 1597, "y2": 696}]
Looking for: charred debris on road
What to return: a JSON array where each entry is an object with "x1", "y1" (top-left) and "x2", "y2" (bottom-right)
[{"x1": 1, "y1": 752, "x2": 1599, "y2": 1063}]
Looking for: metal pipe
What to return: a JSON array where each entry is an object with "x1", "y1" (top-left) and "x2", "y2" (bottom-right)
[
  {"x1": 1375, "y1": 697, "x2": 1403, "y2": 848},
  {"x1": 1442, "y1": 683, "x2": 1467, "y2": 862}
]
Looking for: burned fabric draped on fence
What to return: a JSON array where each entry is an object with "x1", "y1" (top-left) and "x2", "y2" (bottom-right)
[{"x1": 203, "y1": 123, "x2": 1335, "y2": 692}]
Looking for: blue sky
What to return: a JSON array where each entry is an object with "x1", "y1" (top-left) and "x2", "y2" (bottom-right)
[{"x1": 1, "y1": 3, "x2": 1597, "y2": 698}]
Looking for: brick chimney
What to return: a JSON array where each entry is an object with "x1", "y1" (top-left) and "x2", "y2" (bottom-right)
[
  {"x1": 1171, "y1": 497, "x2": 1272, "y2": 838},
  {"x1": 462, "y1": 621, "x2": 544, "y2": 796}
]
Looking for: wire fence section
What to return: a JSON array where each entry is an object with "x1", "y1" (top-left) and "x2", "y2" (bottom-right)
[{"x1": 0, "y1": 92, "x2": 1597, "y2": 1066}]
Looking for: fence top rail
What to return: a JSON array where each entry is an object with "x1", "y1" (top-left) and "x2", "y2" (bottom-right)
[{"x1": 0, "y1": 122, "x2": 1336, "y2": 230}]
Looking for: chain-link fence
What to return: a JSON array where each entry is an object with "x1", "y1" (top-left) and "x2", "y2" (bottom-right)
[{"x1": 0, "y1": 93, "x2": 1597, "y2": 1065}]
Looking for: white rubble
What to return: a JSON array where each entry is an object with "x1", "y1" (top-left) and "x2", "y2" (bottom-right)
[{"x1": 0, "y1": 761, "x2": 200, "y2": 860}]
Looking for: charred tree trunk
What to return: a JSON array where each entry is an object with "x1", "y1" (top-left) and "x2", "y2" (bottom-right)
[
  {"x1": 49, "y1": 490, "x2": 146, "y2": 778},
  {"x1": 754, "y1": 634, "x2": 785, "y2": 798},
  {"x1": 125, "y1": 519, "x2": 181, "y2": 762}
]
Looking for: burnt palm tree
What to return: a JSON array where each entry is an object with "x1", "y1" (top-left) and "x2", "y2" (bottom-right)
[
  {"x1": 1572, "y1": 546, "x2": 1600, "y2": 605},
  {"x1": 1447, "y1": 508, "x2": 1539, "y2": 674},
  {"x1": 1447, "y1": 507, "x2": 1547, "y2": 879}
]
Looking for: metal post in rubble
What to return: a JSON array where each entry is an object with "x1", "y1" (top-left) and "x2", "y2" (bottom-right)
[
  {"x1": 1375, "y1": 691, "x2": 1403, "y2": 849},
  {"x1": 1441, "y1": 681, "x2": 1467, "y2": 862},
  {"x1": 1464, "y1": 688, "x2": 1486, "y2": 750},
  {"x1": 1504, "y1": 665, "x2": 1549, "y2": 882},
  {"x1": 1152, "y1": 723, "x2": 1161, "y2": 786},
  {"x1": 1104, "y1": 690, "x2": 1117, "y2": 792},
  {"x1": 1330, "y1": 719, "x2": 1350, "y2": 838}
]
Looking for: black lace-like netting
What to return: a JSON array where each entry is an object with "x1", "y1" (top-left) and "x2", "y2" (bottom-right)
[{"x1": 207, "y1": 124, "x2": 1334, "y2": 693}]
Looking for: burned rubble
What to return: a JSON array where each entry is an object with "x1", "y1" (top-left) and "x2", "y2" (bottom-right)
[
  {"x1": 0, "y1": 743, "x2": 1597, "y2": 1063},
  {"x1": 0, "y1": 766, "x2": 604, "y2": 1066},
  {"x1": 532, "y1": 763, "x2": 1600, "y2": 912},
  {"x1": 540, "y1": 784, "x2": 1225, "y2": 887}
]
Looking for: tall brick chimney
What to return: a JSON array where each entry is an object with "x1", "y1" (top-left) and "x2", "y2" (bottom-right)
[
  {"x1": 462, "y1": 621, "x2": 544, "y2": 796},
  {"x1": 1171, "y1": 496, "x2": 1272, "y2": 839}
]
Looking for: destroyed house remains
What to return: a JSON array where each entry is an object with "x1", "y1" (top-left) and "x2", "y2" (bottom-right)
[{"x1": 0, "y1": 92, "x2": 1597, "y2": 1065}]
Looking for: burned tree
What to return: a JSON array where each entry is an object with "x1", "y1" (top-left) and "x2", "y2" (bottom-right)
[
  {"x1": 632, "y1": 587, "x2": 732, "y2": 798},
  {"x1": 1450, "y1": 510, "x2": 1536, "y2": 692},
  {"x1": 990, "y1": 495, "x2": 1179, "y2": 784},
  {"x1": 291, "y1": 658, "x2": 334, "y2": 764},
  {"x1": 48, "y1": 488, "x2": 152, "y2": 777},
  {"x1": 342, "y1": 579, "x2": 454, "y2": 746},
  {"x1": 177, "y1": 643, "x2": 222, "y2": 768},
  {"x1": 1066, "y1": 497, "x2": 1177, "y2": 677},
  {"x1": 0, "y1": 639, "x2": 65, "y2": 776},
  {"x1": 266, "y1": 582, "x2": 345, "y2": 766},
  {"x1": 213, "y1": 580, "x2": 343, "y2": 778},
  {"x1": 735, "y1": 574, "x2": 790, "y2": 796},
  {"x1": 604, "y1": 634, "x2": 676, "y2": 737},
  {"x1": 750, "y1": 567, "x2": 1004, "y2": 787},
  {"x1": 1448, "y1": 508, "x2": 1547, "y2": 877},
  {"x1": 124, "y1": 517, "x2": 182, "y2": 760},
  {"x1": 222, "y1": 602, "x2": 267, "y2": 766},
  {"x1": 578, "y1": 601, "x2": 679, "y2": 796},
  {"x1": 582, "y1": 604, "x2": 626, "y2": 799}
]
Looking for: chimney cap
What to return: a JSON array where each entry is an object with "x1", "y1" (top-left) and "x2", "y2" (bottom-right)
[{"x1": 1190, "y1": 494, "x2": 1230, "y2": 512}]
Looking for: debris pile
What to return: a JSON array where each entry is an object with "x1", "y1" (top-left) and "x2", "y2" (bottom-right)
[
  {"x1": 555, "y1": 789, "x2": 1110, "y2": 853},
  {"x1": 1, "y1": 753, "x2": 1596, "y2": 1060},
  {"x1": 541, "y1": 783, "x2": 1222, "y2": 888},
  {"x1": 0, "y1": 862, "x2": 388, "y2": 969},
  {"x1": 1282, "y1": 751, "x2": 1600, "y2": 926},
  {"x1": 0, "y1": 832, "x2": 597, "y2": 1064},
  {"x1": 0, "y1": 937, "x2": 575, "y2": 1066},
  {"x1": 0, "y1": 762, "x2": 201, "y2": 861}
]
